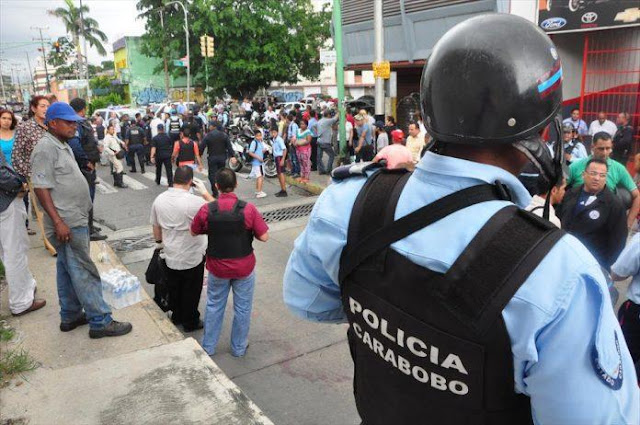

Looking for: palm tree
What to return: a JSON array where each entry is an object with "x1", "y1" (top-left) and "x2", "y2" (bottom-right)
[{"x1": 48, "y1": 0, "x2": 108, "y2": 79}]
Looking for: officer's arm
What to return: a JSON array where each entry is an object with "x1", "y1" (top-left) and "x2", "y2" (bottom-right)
[
  {"x1": 68, "y1": 137, "x2": 89, "y2": 169},
  {"x1": 607, "y1": 202, "x2": 629, "y2": 267},
  {"x1": 283, "y1": 190, "x2": 347, "y2": 323},
  {"x1": 517, "y1": 260, "x2": 639, "y2": 424}
]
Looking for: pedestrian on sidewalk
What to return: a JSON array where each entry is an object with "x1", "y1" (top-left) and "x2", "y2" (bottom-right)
[
  {"x1": 125, "y1": 121, "x2": 147, "y2": 174},
  {"x1": 286, "y1": 114, "x2": 300, "y2": 177},
  {"x1": 270, "y1": 127, "x2": 288, "y2": 197},
  {"x1": 68, "y1": 98, "x2": 106, "y2": 242},
  {"x1": 0, "y1": 152, "x2": 46, "y2": 316},
  {"x1": 308, "y1": 110, "x2": 319, "y2": 171},
  {"x1": 11, "y1": 95, "x2": 50, "y2": 235},
  {"x1": 0, "y1": 108, "x2": 17, "y2": 165},
  {"x1": 31, "y1": 102, "x2": 132, "y2": 338},
  {"x1": 247, "y1": 130, "x2": 267, "y2": 198},
  {"x1": 316, "y1": 110, "x2": 338, "y2": 175},
  {"x1": 171, "y1": 128, "x2": 204, "y2": 172},
  {"x1": 150, "y1": 124, "x2": 174, "y2": 187},
  {"x1": 353, "y1": 114, "x2": 374, "y2": 162},
  {"x1": 103, "y1": 124, "x2": 128, "y2": 189},
  {"x1": 295, "y1": 119, "x2": 313, "y2": 183},
  {"x1": 151, "y1": 166, "x2": 214, "y2": 332},
  {"x1": 191, "y1": 168, "x2": 269, "y2": 356},
  {"x1": 199, "y1": 121, "x2": 236, "y2": 197}
]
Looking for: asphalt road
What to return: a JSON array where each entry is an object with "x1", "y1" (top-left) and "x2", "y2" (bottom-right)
[
  {"x1": 93, "y1": 160, "x2": 314, "y2": 231},
  {"x1": 92, "y1": 161, "x2": 361, "y2": 425}
]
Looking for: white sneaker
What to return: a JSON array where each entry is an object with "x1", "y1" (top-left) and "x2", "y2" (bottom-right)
[{"x1": 256, "y1": 191, "x2": 267, "y2": 198}]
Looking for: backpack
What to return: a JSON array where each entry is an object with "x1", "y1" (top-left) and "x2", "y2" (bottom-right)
[{"x1": 244, "y1": 140, "x2": 260, "y2": 163}]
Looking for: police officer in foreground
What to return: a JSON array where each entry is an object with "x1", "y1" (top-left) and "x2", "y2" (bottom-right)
[{"x1": 283, "y1": 14, "x2": 639, "y2": 425}]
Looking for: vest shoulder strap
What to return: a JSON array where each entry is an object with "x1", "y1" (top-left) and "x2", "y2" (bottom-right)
[
  {"x1": 232, "y1": 200, "x2": 247, "y2": 214},
  {"x1": 439, "y1": 206, "x2": 564, "y2": 334},
  {"x1": 340, "y1": 177, "x2": 512, "y2": 282}
]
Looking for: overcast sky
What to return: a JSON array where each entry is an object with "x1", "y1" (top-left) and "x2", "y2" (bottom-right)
[{"x1": 0, "y1": 0, "x2": 146, "y2": 80}]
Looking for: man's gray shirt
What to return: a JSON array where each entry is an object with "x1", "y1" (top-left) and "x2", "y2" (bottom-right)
[
  {"x1": 30, "y1": 132, "x2": 92, "y2": 235},
  {"x1": 316, "y1": 117, "x2": 338, "y2": 146}
]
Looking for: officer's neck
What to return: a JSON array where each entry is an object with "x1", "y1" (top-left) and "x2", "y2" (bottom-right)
[{"x1": 439, "y1": 144, "x2": 528, "y2": 176}]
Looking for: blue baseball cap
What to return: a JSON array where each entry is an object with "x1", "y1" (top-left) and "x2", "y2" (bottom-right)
[{"x1": 44, "y1": 102, "x2": 84, "y2": 124}]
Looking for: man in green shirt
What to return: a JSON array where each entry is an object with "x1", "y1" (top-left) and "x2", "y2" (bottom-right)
[{"x1": 568, "y1": 131, "x2": 639, "y2": 230}]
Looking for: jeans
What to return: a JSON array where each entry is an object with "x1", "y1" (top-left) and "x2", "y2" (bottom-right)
[
  {"x1": 207, "y1": 155, "x2": 227, "y2": 197},
  {"x1": 202, "y1": 271, "x2": 256, "y2": 356},
  {"x1": 317, "y1": 144, "x2": 335, "y2": 174},
  {"x1": 310, "y1": 137, "x2": 318, "y2": 170},
  {"x1": 288, "y1": 145, "x2": 300, "y2": 175},
  {"x1": 155, "y1": 156, "x2": 173, "y2": 186},
  {"x1": 52, "y1": 226, "x2": 112, "y2": 330}
]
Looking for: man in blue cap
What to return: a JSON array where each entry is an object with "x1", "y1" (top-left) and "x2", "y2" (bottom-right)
[{"x1": 30, "y1": 102, "x2": 132, "y2": 339}]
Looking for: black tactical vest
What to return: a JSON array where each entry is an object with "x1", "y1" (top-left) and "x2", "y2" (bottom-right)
[
  {"x1": 128, "y1": 127, "x2": 143, "y2": 145},
  {"x1": 176, "y1": 140, "x2": 195, "y2": 163},
  {"x1": 339, "y1": 170, "x2": 563, "y2": 425},
  {"x1": 169, "y1": 118, "x2": 181, "y2": 134},
  {"x1": 206, "y1": 200, "x2": 253, "y2": 259}
]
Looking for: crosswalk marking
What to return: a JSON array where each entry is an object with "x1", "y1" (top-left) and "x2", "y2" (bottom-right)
[
  {"x1": 122, "y1": 175, "x2": 149, "y2": 190},
  {"x1": 141, "y1": 171, "x2": 168, "y2": 186},
  {"x1": 95, "y1": 177, "x2": 118, "y2": 194}
]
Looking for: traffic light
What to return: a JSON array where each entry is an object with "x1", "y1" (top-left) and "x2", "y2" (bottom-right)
[
  {"x1": 200, "y1": 35, "x2": 207, "y2": 58},
  {"x1": 53, "y1": 41, "x2": 61, "y2": 53},
  {"x1": 206, "y1": 36, "x2": 214, "y2": 58}
]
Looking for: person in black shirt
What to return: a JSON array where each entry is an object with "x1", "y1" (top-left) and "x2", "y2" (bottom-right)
[
  {"x1": 199, "y1": 121, "x2": 236, "y2": 197},
  {"x1": 559, "y1": 158, "x2": 628, "y2": 269},
  {"x1": 150, "y1": 124, "x2": 174, "y2": 187},
  {"x1": 181, "y1": 111, "x2": 202, "y2": 144},
  {"x1": 613, "y1": 112, "x2": 634, "y2": 165}
]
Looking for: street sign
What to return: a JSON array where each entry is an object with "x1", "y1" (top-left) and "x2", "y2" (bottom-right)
[
  {"x1": 373, "y1": 61, "x2": 391, "y2": 79},
  {"x1": 320, "y1": 49, "x2": 337, "y2": 64},
  {"x1": 173, "y1": 59, "x2": 186, "y2": 67}
]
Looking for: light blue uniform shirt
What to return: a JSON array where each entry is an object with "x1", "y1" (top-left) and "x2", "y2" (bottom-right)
[
  {"x1": 612, "y1": 233, "x2": 640, "y2": 305},
  {"x1": 249, "y1": 139, "x2": 264, "y2": 166},
  {"x1": 283, "y1": 151, "x2": 639, "y2": 424},
  {"x1": 272, "y1": 136, "x2": 286, "y2": 158}
]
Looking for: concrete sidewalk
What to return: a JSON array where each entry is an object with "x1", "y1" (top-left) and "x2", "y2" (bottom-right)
[
  {"x1": 284, "y1": 170, "x2": 333, "y2": 195},
  {"x1": 0, "y1": 233, "x2": 273, "y2": 425}
]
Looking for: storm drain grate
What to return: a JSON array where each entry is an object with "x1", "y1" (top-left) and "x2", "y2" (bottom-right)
[
  {"x1": 261, "y1": 203, "x2": 315, "y2": 223},
  {"x1": 108, "y1": 234, "x2": 156, "y2": 253}
]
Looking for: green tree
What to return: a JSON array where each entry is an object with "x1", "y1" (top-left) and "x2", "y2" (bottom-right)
[
  {"x1": 101, "y1": 60, "x2": 115, "y2": 71},
  {"x1": 137, "y1": 0, "x2": 331, "y2": 97},
  {"x1": 48, "y1": 0, "x2": 109, "y2": 78}
]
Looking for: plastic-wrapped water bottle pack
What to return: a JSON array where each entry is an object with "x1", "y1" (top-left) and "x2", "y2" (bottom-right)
[{"x1": 101, "y1": 269, "x2": 142, "y2": 310}]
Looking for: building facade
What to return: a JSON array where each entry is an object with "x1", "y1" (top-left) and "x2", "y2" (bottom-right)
[{"x1": 112, "y1": 36, "x2": 203, "y2": 105}]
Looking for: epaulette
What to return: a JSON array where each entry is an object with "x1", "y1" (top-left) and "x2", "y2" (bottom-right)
[{"x1": 330, "y1": 161, "x2": 384, "y2": 181}]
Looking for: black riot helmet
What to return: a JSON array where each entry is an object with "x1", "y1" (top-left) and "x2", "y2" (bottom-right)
[{"x1": 421, "y1": 14, "x2": 564, "y2": 188}]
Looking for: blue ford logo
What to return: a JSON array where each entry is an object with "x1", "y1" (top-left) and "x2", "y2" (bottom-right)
[{"x1": 541, "y1": 17, "x2": 567, "y2": 30}]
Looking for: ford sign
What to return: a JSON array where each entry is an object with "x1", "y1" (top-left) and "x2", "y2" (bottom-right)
[{"x1": 541, "y1": 17, "x2": 567, "y2": 30}]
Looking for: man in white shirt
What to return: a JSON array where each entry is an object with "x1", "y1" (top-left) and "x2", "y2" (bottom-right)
[
  {"x1": 525, "y1": 176, "x2": 567, "y2": 228},
  {"x1": 589, "y1": 112, "x2": 617, "y2": 138},
  {"x1": 150, "y1": 114, "x2": 164, "y2": 139},
  {"x1": 150, "y1": 166, "x2": 214, "y2": 332},
  {"x1": 405, "y1": 122, "x2": 425, "y2": 163},
  {"x1": 241, "y1": 98, "x2": 253, "y2": 120},
  {"x1": 562, "y1": 108, "x2": 588, "y2": 138}
]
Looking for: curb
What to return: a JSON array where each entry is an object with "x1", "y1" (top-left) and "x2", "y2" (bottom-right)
[{"x1": 285, "y1": 175, "x2": 327, "y2": 196}]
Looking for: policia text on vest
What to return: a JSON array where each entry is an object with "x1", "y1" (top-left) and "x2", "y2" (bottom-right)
[{"x1": 347, "y1": 290, "x2": 475, "y2": 399}]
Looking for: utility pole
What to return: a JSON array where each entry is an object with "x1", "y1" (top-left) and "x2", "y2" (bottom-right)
[
  {"x1": 25, "y1": 52, "x2": 36, "y2": 93},
  {"x1": 159, "y1": 10, "x2": 171, "y2": 98},
  {"x1": 79, "y1": 0, "x2": 91, "y2": 101},
  {"x1": 31, "y1": 26, "x2": 51, "y2": 92},
  {"x1": 0, "y1": 59, "x2": 6, "y2": 101},
  {"x1": 373, "y1": 0, "x2": 384, "y2": 121},
  {"x1": 333, "y1": 0, "x2": 346, "y2": 157}
]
